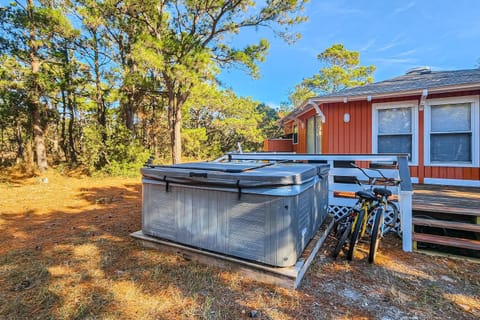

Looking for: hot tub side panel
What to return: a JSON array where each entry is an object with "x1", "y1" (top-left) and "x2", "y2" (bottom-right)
[
  {"x1": 142, "y1": 182, "x2": 177, "y2": 241},
  {"x1": 142, "y1": 180, "x2": 310, "y2": 267},
  {"x1": 314, "y1": 173, "x2": 329, "y2": 232},
  {"x1": 225, "y1": 195, "x2": 297, "y2": 266},
  {"x1": 143, "y1": 182, "x2": 233, "y2": 253}
]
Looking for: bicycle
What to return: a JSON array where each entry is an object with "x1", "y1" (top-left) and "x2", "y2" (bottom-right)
[
  {"x1": 349, "y1": 164, "x2": 400, "y2": 263},
  {"x1": 331, "y1": 188, "x2": 377, "y2": 259},
  {"x1": 331, "y1": 163, "x2": 400, "y2": 262}
]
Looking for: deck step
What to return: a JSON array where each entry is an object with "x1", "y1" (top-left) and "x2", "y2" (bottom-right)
[
  {"x1": 412, "y1": 203, "x2": 480, "y2": 216},
  {"x1": 413, "y1": 217, "x2": 480, "y2": 233},
  {"x1": 413, "y1": 233, "x2": 480, "y2": 251}
]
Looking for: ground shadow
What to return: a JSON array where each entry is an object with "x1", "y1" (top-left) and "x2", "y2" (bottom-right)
[{"x1": 1, "y1": 180, "x2": 479, "y2": 319}]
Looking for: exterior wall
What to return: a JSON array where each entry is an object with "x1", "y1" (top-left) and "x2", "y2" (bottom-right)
[
  {"x1": 418, "y1": 90, "x2": 480, "y2": 184},
  {"x1": 263, "y1": 139, "x2": 293, "y2": 152},
  {"x1": 322, "y1": 101, "x2": 372, "y2": 154},
  {"x1": 277, "y1": 89, "x2": 480, "y2": 186},
  {"x1": 286, "y1": 101, "x2": 373, "y2": 154}
]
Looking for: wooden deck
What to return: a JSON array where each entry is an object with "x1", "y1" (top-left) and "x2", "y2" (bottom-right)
[
  {"x1": 413, "y1": 184, "x2": 480, "y2": 216},
  {"x1": 412, "y1": 184, "x2": 480, "y2": 258}
]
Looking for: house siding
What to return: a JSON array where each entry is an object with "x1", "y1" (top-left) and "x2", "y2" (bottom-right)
[
  {"x1": 263, "y1": 139, "x2": 293, "y2": 152},
  {"x1": 274, "y1": 89, "x2": 480, "y2": 186},
  {"x1": 289, "y1": 101, "x2": 373, "y2": 154},
  {"x1": 323, "y1": 101, "x2": 372, "y2": 154}
]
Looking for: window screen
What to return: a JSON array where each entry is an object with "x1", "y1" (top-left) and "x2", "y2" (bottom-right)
[
  {"x1": 376, "y1": 107, "x2": 412, "y2": 159},
  {"x1": 430, "y1": 103, "x2": 472, "y2": 163}
]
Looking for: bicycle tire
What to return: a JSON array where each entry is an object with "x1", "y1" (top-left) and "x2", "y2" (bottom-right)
[
  {"x1": 369, "y1": 207, "x2": 384, "y2": 263},
  {"x1": 347, "y1": 209, "x2": 365, "y2": 261},
  {"x1": 331, "y1": 218, "x2": 352, "y2": 258}
]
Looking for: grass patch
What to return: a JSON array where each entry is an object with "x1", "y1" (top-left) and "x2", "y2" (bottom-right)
[{"x1": 1, "y1": 175, "x2": 479, "y2": 319}]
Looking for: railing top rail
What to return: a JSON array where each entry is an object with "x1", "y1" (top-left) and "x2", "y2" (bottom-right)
[
  {"x1": 222, "y1": 152, "x2": 413, "y2": 192},
  {"x1": 226, "y1": 152, "x2": 406, "y2": 161}
]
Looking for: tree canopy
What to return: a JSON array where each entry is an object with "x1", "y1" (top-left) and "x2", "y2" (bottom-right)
[
  {"x1": 0, "y1": 0, "x2": 307, "y2": 172},
  {"x1": 288, "y1": 43, "x2": 376, "y2": 107}
]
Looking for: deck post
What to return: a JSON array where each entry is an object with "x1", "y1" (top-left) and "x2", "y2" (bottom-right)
[
  {"x1": 396, "y1": 155, "x2": 413, "y2": 252},
  {"x1": 399, "y1": 190, "x2": 413, "y2": 252}
]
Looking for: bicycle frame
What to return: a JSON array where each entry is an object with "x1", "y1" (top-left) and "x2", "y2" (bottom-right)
[{"x1": 351, "y1": 198, "x2": 376, "y2": 236}]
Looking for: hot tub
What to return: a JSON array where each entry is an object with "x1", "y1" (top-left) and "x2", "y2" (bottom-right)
[{"x1": 141, "y1": 162, "x2": 329, "y2": 267}]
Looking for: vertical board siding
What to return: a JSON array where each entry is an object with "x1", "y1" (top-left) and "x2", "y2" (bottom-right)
[
  {"x1": 424, "y1": 167, "x2": 469, "y2": 179},
  {"x1": 264, "y1": 139, "x2": 293, "y2": 152},
  {"x1": 321, "y1": 101, "x2": 372, "y2": 154},
  {"x1": 469, "y1": 168, "x2": 480, "y2": 180},
  {"x1": 273, "y1": 89, "x2": 480, "y2": 184},
  {"x1": 409, "y1": 166, "x2": 418, "y2": 178}
]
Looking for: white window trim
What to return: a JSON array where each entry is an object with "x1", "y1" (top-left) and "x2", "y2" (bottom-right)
[
  {"x1": 424, "y1": 95, "x2": 479, "y2": 167},
  {"x1": 372, "y1": 101, "x2": 419, "y2": 165}
]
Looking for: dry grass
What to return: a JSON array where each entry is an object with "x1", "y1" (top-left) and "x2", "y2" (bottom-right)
[{"x1": 0, "y1": 170, "x2": 479, "y2": 319}]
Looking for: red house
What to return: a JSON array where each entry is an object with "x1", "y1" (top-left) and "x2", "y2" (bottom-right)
[{"x1": 266, "y1": 67, "x2": 480, "y2": 187}]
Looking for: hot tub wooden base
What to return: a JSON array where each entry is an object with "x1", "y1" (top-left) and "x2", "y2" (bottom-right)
[{"x1": 131, "y1": 217, "x2": 334, "y2": 290}]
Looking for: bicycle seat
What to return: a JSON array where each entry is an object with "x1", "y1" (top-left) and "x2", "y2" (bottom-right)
[
  {"x1": 373, "y1": 188, "x2": 392, "y2": 197},
  {"x1": 355, "y1": 190, "x2": 377, "y2": 201}
]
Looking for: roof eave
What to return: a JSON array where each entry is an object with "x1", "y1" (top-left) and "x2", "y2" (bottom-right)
[{"x1": 282, "y1": 82, "x2": 480, "y2": 124}]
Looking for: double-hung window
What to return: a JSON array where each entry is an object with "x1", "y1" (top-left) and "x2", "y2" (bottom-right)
[
  {"x1": 372, "y1": 101, "x2": 418, "y2": 164},
  {"x1": 425, "y1": 96, "x2": 479, "y2": 166}
]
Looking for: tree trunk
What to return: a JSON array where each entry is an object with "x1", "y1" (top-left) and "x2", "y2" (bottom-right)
[
  {"x1": 165, "y1": 77, "x2": 192, "y2": 164},
  {"x1": 27, "y1": 0, "x2": 48, "y2": 171},
  {"x1": 172, "y1": 102, "x2": 182, "y2": 164},
  {"x1": 24, "y1": 138, "x2": 34, "y2": 168},
  {"x1": 92, "y1": 29, "x2": 107, "y2": 142},
  {"x1": 167, "y1": 92, "x2": 187, "y2": 164},
  {"x1": 125, "y1": 97, "x2": 135, "y2": 131},
  {"x1": 61, "y1": 45, "x2": 77, "y2": 164},
  {"x1": 14, "y1": 123, "x2": 24, "y2": 162},
  {"x1": 60, "y1": 89, "x2": 69, "y2": 160},
  {"x1": 67, "y1": 94, "x2": 77, "y2": 164},
  {"x1": 52, "y1": 124, "x2": 59, "y2": 161},
  {"x1": 32, "y1": 104, "x2": 47, "y2": 170}
]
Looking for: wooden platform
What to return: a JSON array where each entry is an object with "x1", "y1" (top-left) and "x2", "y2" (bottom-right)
[
  {"x1": 412, "y1": 233, "x2": 480, "y2": 251},
  {"x1": 412, "y1": 184, "x2": 480, "y2": 258},
  {"x1": 131, "y1": 218, "x2": 335, "y2": 290},
  {"x1": 413, "y1": 184, "x2": 480, "y2": 216}
]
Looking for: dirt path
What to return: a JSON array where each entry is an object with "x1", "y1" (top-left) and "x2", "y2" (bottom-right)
[{"x1": 0, "y1": 172, "x2": 478, "y2": 319}]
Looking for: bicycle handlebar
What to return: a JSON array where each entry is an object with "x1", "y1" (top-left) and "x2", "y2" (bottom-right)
[{"x1": 349, "y1": 163, "x2": 401, "y2": 185}]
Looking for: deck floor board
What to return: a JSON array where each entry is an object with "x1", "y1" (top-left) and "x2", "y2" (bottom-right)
[{"x1": 413, "y1": 184, "x2": 480, "y2": 216}]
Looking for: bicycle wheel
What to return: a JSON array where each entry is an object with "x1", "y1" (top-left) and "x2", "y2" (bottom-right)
[
  {"x1": 347, "y1": 209, "x2": 365, "y2": 261},
  {"x1": 369, "y1": 206, "x2": 384, "y2": 263},
  {"x1": 331, "y1": 218, "x2": 352, "y2": 258}
]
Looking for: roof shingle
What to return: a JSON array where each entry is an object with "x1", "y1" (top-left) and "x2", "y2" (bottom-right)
[{"x1": 315, "y1": 68, "x2": 480, "y2": 98}]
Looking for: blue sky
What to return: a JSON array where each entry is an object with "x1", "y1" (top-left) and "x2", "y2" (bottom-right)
[{"x1": 218, "y1": 0, "x2": 480, "y2": 107}]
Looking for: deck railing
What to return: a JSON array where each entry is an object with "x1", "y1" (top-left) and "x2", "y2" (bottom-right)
[{"x1": 218, "y1": 152, "x2": 414, "y2": 252}]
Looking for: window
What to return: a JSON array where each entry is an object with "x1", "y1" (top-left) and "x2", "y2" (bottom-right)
[
  {"x1": 292, "y1": 124, "x2": 298, "y2": 144},
  {"x1": 372, "y1": 102, "x2": 418, "y2": 164},
  {"x1": 306, "y1": 116, "x2": 322, "y2": 154},
  {"x1": 425, "y1": 96, "x2": 479, "y2": 166}
]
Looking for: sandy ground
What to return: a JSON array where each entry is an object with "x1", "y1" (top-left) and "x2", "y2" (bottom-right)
[{"x1": 0, "y1": 171, "x2": 478, "y2": 319}]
